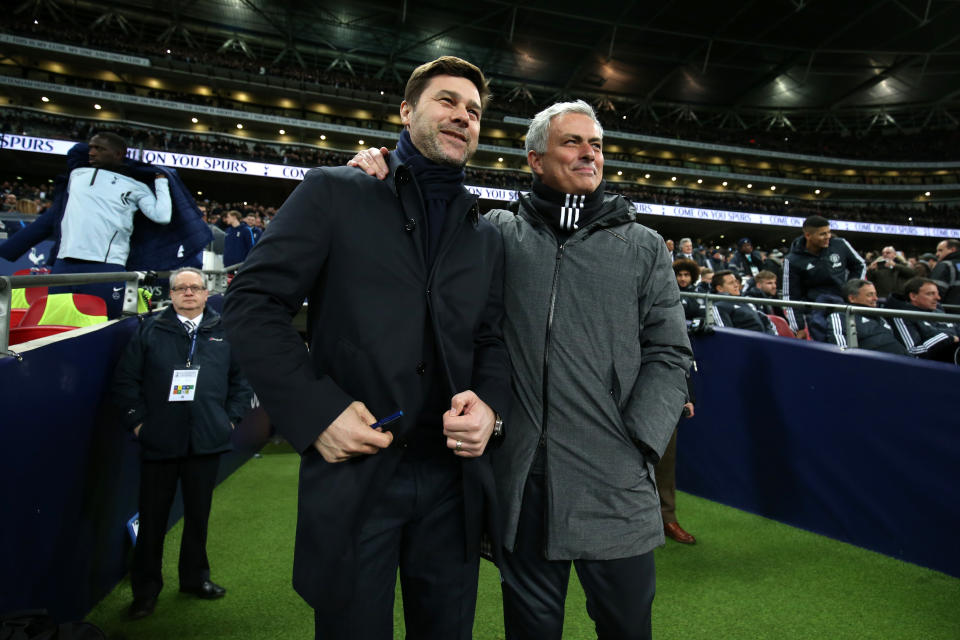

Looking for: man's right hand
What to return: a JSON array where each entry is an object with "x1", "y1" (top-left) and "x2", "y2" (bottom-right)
[
  {"x1": 313, "y1": 401, "x2": 393, "y2": 463},
  {"x1": 347, "y1": 147, "x2": 391, "y2": 180},
  {"x1": 134, "y1": 424, "x2": 142, "y2": 437}
]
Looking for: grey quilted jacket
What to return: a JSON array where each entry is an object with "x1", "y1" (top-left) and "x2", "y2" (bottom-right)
[{"x1": 487, "y1": 192, "x2": 692, "y2": 560}]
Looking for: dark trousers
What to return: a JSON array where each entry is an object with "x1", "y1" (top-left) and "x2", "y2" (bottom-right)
[
  {"x1": 50, "y1": 258, "x2": 126, "y2": 319},
  {"x1": 655, "y1": 427, "x2": 680, "y2": 524},
  {"x1": 314, "y1": 452, "x2": 479, "y2": 640},
  {"x1": 131, "y1": 453, "x2": 220, "y2": 599},
  {"x1": 501, "y1": 473, "x2": 656, "y2": 640}
]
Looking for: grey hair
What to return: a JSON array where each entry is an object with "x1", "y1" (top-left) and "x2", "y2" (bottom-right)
[
  {"x1": 842, "y1": 278, "x2": 871, "y2": 302},
  {"x1": 525, "y1": 100, "x2": 604, "y2": 155},
  {"x1": 679, "y1": 237, "x2": 693, "y2": 246},
  {"x1": 170, "y1": 267, "x2": 206, "y2": 289}
]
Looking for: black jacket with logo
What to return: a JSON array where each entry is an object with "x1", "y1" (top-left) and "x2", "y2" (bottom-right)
[{"x1": 782, "y1": 235, "x2": 866, "y2": 330}]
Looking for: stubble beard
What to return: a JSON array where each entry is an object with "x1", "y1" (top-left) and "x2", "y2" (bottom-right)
[{"x1": 412, "y1": 123, "x2": 473, "y2": 168}]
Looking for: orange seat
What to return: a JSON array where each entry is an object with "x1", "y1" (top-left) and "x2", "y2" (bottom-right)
[
  {"x1": 767, "y1": 314, "x2": 799, "y2": 338},
  {"x1": 9, "y1": 308, "x2": 27, "y2": 327},
  {"x1": 8, "y1": 325, "x2": 78, "y2": 346},
  {"x1": 20, "y1": 294, "x2": 108, "y2": 328}
]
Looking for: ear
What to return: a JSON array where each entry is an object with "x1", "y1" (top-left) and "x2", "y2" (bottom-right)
[
  {"x1": 400, "y1": 100, "x2": 412, "y2": 127},
  {"x1": 527, "y1": 149, "x2": 543, "y2": 176}
]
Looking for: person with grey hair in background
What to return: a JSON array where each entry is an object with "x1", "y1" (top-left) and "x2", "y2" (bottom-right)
[
  {"x1": 351, "y1": 98, "x2": 692, "y2": 640},
  {"x1": 676, "y1": 236, "x2": 713, "y2": 270}
]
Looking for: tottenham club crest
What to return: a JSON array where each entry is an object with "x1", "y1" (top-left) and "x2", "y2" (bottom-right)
[{"x1": 829, "y1": 253, "x2": 841, "y2": 267}]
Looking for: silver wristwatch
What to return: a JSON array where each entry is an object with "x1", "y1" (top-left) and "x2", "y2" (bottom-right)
[{"x1": 492, "y1": 413, "x2": 504, "y2": 438}]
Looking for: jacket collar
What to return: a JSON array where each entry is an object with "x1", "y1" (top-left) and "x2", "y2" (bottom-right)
[
  {"x1": 386, "y1": 153, "x2": 479, "y2": 223},
  {"x1": 514, "y1": 191, "x2": 636, "y2": 237},
  {"x1": 156, "y1": 304, "x2": 219, "y2": 330}
]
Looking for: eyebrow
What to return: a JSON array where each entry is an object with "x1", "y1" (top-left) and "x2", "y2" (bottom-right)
[
  {"x1": 435, "y1": 89, "x2": 482, "y2": 113},
  {"x1": 561, "y1": 133, "x2": 603, "y2": 144}
]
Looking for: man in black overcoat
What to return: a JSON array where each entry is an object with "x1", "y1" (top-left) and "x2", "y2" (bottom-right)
[{"x1": 222, "y1": 57, "x2": 511, "y2": 640}]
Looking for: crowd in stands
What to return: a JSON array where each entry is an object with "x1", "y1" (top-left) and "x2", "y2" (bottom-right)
[
  {"x1": 4, "y1": 109, "x2": 960, "y2": 229},
  {"x1": 670, "y1": 227, "x2": 960, "y2": 364},
  {"x1": 9, "y1": 19, "x2": 960, "y2": 162}
]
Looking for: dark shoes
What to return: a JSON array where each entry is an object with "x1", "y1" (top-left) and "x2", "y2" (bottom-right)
[
  {"x1": 128, "y1": 596, "x2": 157, "y2": 619},
  {"x1": 179, "y1": 580, "x2": 227, "y2": 599},
  {"x1": 664, "y1": 521, "x2": 697, "y2": 544}
]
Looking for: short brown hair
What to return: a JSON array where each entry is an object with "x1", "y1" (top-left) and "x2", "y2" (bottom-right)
[
  {"x1": 224, "y1": 210, "x2": 241, "y2": 222},
  {"x1": 755, "y1": 270, "x2": 777, "y2": 283},
  {"x1": 404, "y1": 56, "x2": 491, "y2": 110},
  {"x1": 904, "y1": 277, "x2": 936, "y2": 297}
]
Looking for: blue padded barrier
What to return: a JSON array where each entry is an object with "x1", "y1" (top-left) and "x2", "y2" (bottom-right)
[{"x1": 679, "y1": 327, "x2": 960, "y2": 577}]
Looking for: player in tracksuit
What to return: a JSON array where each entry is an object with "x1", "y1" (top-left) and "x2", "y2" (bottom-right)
[
  {"x1": 782, "y1": 215, "x2": 866, "y2": 339},
  {"x1": 827, "y1": 279, "x2": 906, "y2": 355},
  {"x1": 886, "y1": 277, "x2": 960, "y2": 363}
]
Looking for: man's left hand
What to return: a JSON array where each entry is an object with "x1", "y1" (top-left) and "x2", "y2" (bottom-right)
[{"x1": 443, "y1": 390, "x2": 495, "y2": 458}]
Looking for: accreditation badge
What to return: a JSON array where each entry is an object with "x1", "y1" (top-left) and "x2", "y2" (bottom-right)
[{"x1": 169, "y1": 369, "x2": 199, "y2": 402}]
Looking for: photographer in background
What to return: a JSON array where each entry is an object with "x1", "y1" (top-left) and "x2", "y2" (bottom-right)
[{"x1": 867, "y1": 245, "x2": 914, "y2": 301}]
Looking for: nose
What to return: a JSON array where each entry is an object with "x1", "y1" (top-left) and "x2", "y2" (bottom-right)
[{"x1": 580, "y1": 143, "x2": 596, "y2": 160}]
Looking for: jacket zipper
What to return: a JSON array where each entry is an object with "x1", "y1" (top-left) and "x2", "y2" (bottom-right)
[
  {"x1": 538, "y1": 241, "x2": 565, "y2": 557},
  {"x1": 104, "y1": 231, "x2": 119, "y2": 262}
]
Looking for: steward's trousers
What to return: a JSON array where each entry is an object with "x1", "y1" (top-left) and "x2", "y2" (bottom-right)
[
  {"x1": 500, "y1": 471, "x2": 656, "y2": 640},
  {"x1": 131, "y1": 453, "x2": 220, "y2": 599}
]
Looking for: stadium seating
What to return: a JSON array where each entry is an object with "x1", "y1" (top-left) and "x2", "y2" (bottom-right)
[{"x1": 9, "y1": 293, "x2": 109, "y2": 346}]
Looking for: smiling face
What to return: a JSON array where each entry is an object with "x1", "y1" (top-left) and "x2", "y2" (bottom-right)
[
  {"x1": 528, "y1": 113, "x2": 604, "y2": 195},
  {"x1": 804, "y1": 225, "x2": 832, "y2": 252},
  {"x1": 849, "y1": 282, "x2": 878, "y2": 307},
  {"x1": 400, "y1": 74, "x2": 481, "y2": 168}
]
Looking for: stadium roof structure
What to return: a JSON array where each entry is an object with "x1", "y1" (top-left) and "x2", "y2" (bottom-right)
[{"x1": 17, "y1": 0, "x2": 960, "y2": 135}]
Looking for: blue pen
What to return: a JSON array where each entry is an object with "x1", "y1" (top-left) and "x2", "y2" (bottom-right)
[{"x1": 370, "y1": 410, "x2": 403, "y2": 430}]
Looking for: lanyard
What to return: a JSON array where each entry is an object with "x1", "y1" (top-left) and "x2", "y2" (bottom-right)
[{"x1": 186, "y1": 328, "x2": 199, "y2": 368}]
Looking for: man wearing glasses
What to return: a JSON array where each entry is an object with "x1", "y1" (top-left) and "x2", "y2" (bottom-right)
[{"x1": 114, "y1": 267, "x2": 251, "y2": 620}]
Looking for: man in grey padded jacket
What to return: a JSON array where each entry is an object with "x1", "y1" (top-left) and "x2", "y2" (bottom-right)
[
  {"x1": 486, "y1": 101, "x2": 692, "y2": 640},
  {"x1": 351, "y1": 100, "x2": 691, "y2": 640}
]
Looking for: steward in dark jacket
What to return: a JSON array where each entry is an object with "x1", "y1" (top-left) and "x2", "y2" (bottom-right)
[
  {"x1": 114, "y1": 269, "x2": 252, "y2": 617},
  {"x1": 114, "y1": 305, "x2": 251, "y2": 460}
]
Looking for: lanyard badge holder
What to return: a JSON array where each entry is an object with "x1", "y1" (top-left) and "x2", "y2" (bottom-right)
[{"x1": 169, "y1": 329, "x2": 200, "y2": 402}]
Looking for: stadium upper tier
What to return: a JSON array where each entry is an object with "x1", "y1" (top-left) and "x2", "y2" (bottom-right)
[{"x1": 3, "y1": 107, "x2": 960, "y2": 231}]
